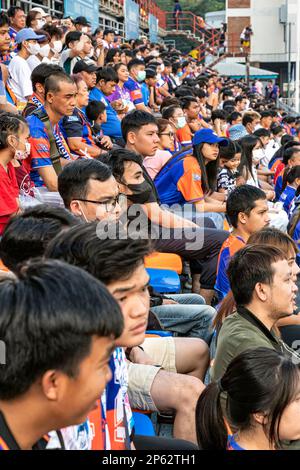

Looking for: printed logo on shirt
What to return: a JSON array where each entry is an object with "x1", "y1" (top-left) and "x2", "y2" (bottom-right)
[
  {"x1": 193, "y1": 173, "x2": 202, "y2": 181},
  {"x1": 67, "y1": 116, "x2": 80, "y2": 122},
  {"x1": 36, "y1": 143, "x2": 49, "y2": 153}
]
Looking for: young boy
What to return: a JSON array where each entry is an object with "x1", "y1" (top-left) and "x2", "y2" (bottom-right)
[
  {"x1": 217, "y1": 140, "x2": 241, "y2": 194},
  {"x1": 85, "y1": 100, "x2": 112, "y2": 150}
]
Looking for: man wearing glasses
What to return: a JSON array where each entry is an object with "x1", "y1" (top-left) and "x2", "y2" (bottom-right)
[{"x1": 57, "y1": 158, "x2": 122, "y2": 222}]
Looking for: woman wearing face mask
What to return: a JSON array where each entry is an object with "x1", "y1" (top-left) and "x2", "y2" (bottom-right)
[
  {"x1": 143, "y1": 119, "x2": 175, "y2": 179},
  {"x1": 26, "y1": 10, "x2": 45, "y2": 31},
  {"x1": 0, "y1": 113, "x2": 31, "y2": 235},
  {"x1": 27, "y1": 30, "x2": 51, "y2": 72},
  {"x1": 42, "y1": 24, "x2": 64, "y2": 65},
  {"x1": 7, "y1": 29, "x2": 46, "y2": 106},
  {"x1": 161, "y1": 104, "x2": 187, "y2": 152}
]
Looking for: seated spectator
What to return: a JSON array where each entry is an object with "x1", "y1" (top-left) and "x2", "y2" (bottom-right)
[
  {"x1": 108, "y1": 62, "x2": 135, "y2": 112},
  {"x1": 7, "y1": 28, "x2": 46, "y2": 106},
  {"x1": 104, "y1": 48, "x2": 121, "y2": 66},
  {"x1": 25, "y1": 71, "x2": 75, "y2": 191},
  {"x1": 58, "y1": 159, "x2": 121, "y2": 222},
  {"x1": 0, "y1": 113, "x2": 30, "y2": 235},
  {"x1": 85, "y1": 100, "x2": 112, "y2": 152},
  {"x1": 0, "y1": 12, "x2": 14, "y2": 65},
  {"x1": 27, "y1": 29, "x2": 51, "y2": 72},
  {"x1": 260, "y1": 110, "x2": 273, "y2": 130},
  {"x1": 74, "y1": 16, "x2": 91, "y2": 35},
  {"x1": 217, "y1": 140, "x2": 241, "y2": 194},
  {"x1": 177, "y1": 96, "x2": 200, "y2": 146},
  {"x1": 89, "y1": 67, "x2": 123, "y2": 141},
  {"x1": 228, "y1": 123, "x2": 248, "y2": 141},
  {"x1": 234, "y1": 95, "x2": 247, "y2": 113},
  {"x1": 242, "y1": 111, "x2": 261, "y2": 135},
  {"x1": 211, "y1": 110, "x2": 227, "y2": 137},
  {"x1": 197, "y1": 348, "x2": 300, "y2": 450},
  {"x1": 161, "y1": 104, "x2": 188, "y2": 152},
  {"x1": 215, "y1": 185, "x2": 269, "y2": 301},
  {"x1": 279, "y1": 166, "x2": 300, "y2": 214},
  {"x1": 227, "y1": 111, "x2": 242, "y2": 129},
  {"x1": 7, "y1": 6, "x2": 26, "y2": 52},
  {"x1": 60, "y1": 74, "x2": 110, "y2": 158},
  {"x1": 22, "y1": 63, "x2": 63, "y2": 117},
  {"x1": 143, "y1": 118, "x2": 174, "y2": 179},
  {"x1": 72, "y1": 59, "x2": 98, "y2": 90},
  {"x1": 142, "y1": 68, "x2": 158, "y2": 109},
  {"x1": 42, "y1": 23, "x2": 64, "y2": 64},
  {"x1": 275, "y1": 147, "x2": 300, "y2": 200},
  {"x1": 46, "y1": 222, "x2": 207, "y2": 446},
  {"x1": 0, "y1": 258, "x2": 122, "y2": 449},
  {"x1": 125, "y1": 58, "x2": 150, "y2": 112},
  {"x1": 60, "y1": 31, "x2": 92, "y2": 74},
  {"x1": 155, "y1": 128, "x2": 227, "y2": 229}
]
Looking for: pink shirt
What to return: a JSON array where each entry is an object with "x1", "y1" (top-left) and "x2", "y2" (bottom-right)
[{"x1": 143, "y1": 149, "x2": 173, "y2": 180}]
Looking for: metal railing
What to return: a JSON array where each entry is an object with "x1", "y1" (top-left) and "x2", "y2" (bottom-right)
[{"x1": 2, "y1": 0, "x2": 64, "y2": 18}]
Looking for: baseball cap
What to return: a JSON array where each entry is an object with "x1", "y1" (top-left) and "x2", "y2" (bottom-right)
[
  {"x1": 31, "y1": 7, "x2": 48, "y2": 17},
  {"x1": 192, "y1": 128, "x2": 228, "y2": 147},
  {"x1": 74, "y1": 16, "x2": 91, "y2": 26},
  {"x1": 73, "y1": 60, "x2": 98, "y2": 74},
  {"x1": 228, "y1": 124, "x2": 248, "y2": 142},
  {"x1": 15, "y1": 28, "x2": 46, "y2": 44}
]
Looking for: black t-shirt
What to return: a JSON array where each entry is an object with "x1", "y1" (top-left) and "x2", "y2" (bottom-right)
[
  {"x1": 0, "y1": 410, "x2": 48, "y2": 450},
  {"x1": 142, "y1": 165, "x2": 160, "y2": 204}
]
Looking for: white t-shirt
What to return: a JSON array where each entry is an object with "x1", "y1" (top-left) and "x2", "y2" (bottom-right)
[
  {"x1": 8, "y1": 55, "x2": 33, "y2": 102},
  {"x1": 27, "y1": 55, "x2": 41, "y2": 72}
]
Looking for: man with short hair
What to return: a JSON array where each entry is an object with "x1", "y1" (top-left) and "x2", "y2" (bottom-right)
[
  {"x1": 215, "y1": 185, "x2": 270, "y2": 301},
  {"x1": 0, "y1": 12, "x2": 13, "y2": 65},
  {"x1": 242, "y1": 111, "x2": 261, "y2": 135},
  {"x1": 60, "y1": 31, "x2": 93, "y2": 74},
  {"x1": 178, "y1": 96, "x2": 201, "y2": 146},
  {"x1": 0, "y1": 258, "x2": 122, "y2": 450},
  {"x1": 7, "y1": 28, "x2": 46, "y2": 104},
  {"x1": 260, "y1": 110, "x2": 273, "y2": 130},
  {"x1": 58, "y1": 159, "x2": 121, "y2": 222},
  {"x1": 7, "y1": 6, "x2": 26, "y2": 50},
  {"x1": 72, "y1": 59, "x2": 97, "y2": 90},
  {"x1": 234, "y1": 95, "x2": 247, "y2": 113},
  {"x1": 25, "y1": 71, "x2": 76, "y2": 190},
  {"x1": 125, "y1": 59, "x2": 150, "y2": 112},
  {"x1": 89, "y1": 67, "x2": 122, "y2": 140},
  {"x1": 102, "y1": 29, "x2": 115, "y2": 50},
  {"x1": 22, "y1": 63, "x2": 63, "y2": 117}
]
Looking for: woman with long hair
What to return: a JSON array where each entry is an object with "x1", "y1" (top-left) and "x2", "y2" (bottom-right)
[{"x1": 196, "y1": 347, "x2": 300, "y2": 450}]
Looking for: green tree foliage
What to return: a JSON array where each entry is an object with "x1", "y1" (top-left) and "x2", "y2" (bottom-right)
[{"x1": 156, "y1": 0, "x2": 225, "y2": 17}]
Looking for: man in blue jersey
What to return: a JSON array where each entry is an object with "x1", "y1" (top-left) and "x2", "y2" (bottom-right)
[{"x1": 125, "y1": 59, "x2": 151, "y2": 113}]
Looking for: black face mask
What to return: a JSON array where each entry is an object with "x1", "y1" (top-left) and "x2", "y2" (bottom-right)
[{"x1": 126, "y1": 180, "x2": 153, "y2": 204}]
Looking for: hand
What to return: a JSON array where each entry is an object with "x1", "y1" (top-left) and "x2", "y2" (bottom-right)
[
  {"x1": 96, "y1": 38, "x2": 104, "y2": 49},
  {"x1": 100, "y1": 136, "x2": 113, "y2": 150},
  {"x1": 74, "y1": 35, "x2": 87, "y2": 53},
  {"x1": 266, "y1": 190, "x2": 275, "y2": 201},
  {"x1": 127, "y1": 347, "x2": 156, "y2": 365},
  {"x1": 163, "y1": 299, "x2": 178, "y2": 305}
]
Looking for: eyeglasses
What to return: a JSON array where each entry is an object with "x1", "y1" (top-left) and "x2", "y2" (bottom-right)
[
  {"x1": 159, "y1": 132, "x2": 175, "y2": 139},
  {"x1": 76, "y1": 195, "x2": 121, "y2": 213}
]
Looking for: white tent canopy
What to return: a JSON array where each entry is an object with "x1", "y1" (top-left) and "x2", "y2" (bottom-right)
[{"x1": 213, "y1": 62, "x2": 278, "y2": 80}]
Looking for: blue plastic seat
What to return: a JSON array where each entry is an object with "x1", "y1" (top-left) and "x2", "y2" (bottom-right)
[
  {"x1": 133, "y1": 412, "x2": 156, "y2": 436},
  {"x1": 146, "y1": 330, "x2": 173, "y2": 337},
  {"x1": 146, "y1": 268, "x2": 181, "y2": 294}
]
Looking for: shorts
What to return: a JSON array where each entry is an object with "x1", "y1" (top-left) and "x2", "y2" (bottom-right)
[{"x1": 127, "y1": 337, "x2": 176, "y2": 412}]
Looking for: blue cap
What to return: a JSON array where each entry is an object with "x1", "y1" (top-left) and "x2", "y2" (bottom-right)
[
  {"x1": 15, "y1": 28, "x2": 46, "y2": 44},
  {"x1": 192, "y1": 128, "x2": 228, "y2": 147}
]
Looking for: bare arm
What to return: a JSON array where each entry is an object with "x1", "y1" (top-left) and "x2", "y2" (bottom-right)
[
  {"x1": 142, "y1": 202, "x2": 197, "y2": 229},
  {"x1": 37, "y1": 166, "x2": 58, "y2": 191}
]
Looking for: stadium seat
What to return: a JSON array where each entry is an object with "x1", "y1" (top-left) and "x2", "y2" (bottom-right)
[
  {"x1": 145, "y1": 253, "x2": 183, "y2": 274},
  {"x1": 146, "y1": 268, "x2": 181, "y2": 294},
  {"x1": 132, "y1": 412, "x2": 156, "y2": 437}
]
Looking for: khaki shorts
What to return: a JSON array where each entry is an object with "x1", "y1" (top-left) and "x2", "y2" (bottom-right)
[{"x1": 127, "y1": 337, "x2": 176, "y2": 412}]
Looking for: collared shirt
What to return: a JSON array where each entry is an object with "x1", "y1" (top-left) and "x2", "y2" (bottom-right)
[
  {"x1": 0, "y1": 411, "x2": 49, "y2": 450},
  {"x1": 124, "y1": 76, "x2": 144, "y2": 106},
  {"x1": 60, "y1": 107, "x2": 98, "y2": 157}
]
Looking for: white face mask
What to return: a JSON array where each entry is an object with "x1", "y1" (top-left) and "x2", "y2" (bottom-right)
[
  {"x1": 252, "y1": 148, "x2": 264, "y2": 165},
  {"x1": 39, "y1": 44, "x2": 50, "y2": 57},
  {"x1": 81, "y1": 26, "x2": 88, "y2": 33},
  {"x1": 27, "y1": 42, "x2": 41, "y2": 56},
  {"x1": 14, "y1": 142, "x2": 31, "y2": 160},
  {"x1": 52, "y1": 40, "x2": 62, "y2": 53},
  {"x1": 176, "y1": 116, "x2": 186, "y2": 129},
  {"x1": 37, "y1": 19, "x2": 45, "y2": 29},
  {"x1": 160, "y1": 63, "x2": 165, "y2": 72}
]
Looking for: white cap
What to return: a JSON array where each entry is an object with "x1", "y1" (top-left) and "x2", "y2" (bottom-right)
[{"x1": 30, "y1": 7, "x2": 48, "y2": 17}]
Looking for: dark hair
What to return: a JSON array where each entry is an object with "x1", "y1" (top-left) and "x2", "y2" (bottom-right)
[
  {"x1": 44, "y1": 72, "x2": 74, "y2": 96},
  {"x1": 249, "y1": 227, "x2": 298, "y2": 257},
  {"x1": 283, "y1": 146, "x2": 300, "y2": 166},
  {"x1": 105, "y1": 48, "x2": 120, "y2": 65},
  {"x1": 7, "y1": 6, "x2": 23, "y2": 18},
  {"x1": 46, "y1": 222, "x2": 151, "y2": 284},
  {"x1": 85, "y1": 100, "x2": 106, "y2": 122},
  {"x1": 65, "y1": 31, "x2": 82, "y2": 48},
  {"x1": 235, "y1": 95, "x2": 245, "y2": 104},
  {"x1": 161, "y1": 104, "x2": 182, "y2": 120},
  {"x1": 0, "y1": 259, "x2": 123, "y2": 400},
  {"x1": 211, "y1": 110, "x2": 227, "y2": 123},
  {"x1": 193, "y1": 143, "x2": 219, "y2": 195},
  {"x1": 114, "y1": 62, "x2": 127, "y2": 74},
  {"x1": 0, "y1": 205, "x2": 79, "y2": 272},
  {"x1": 180, "y1": 96, "x2": 198, "y2": 110},
  {"x1": 228, "y1": 245, "x2": 286, "y2": 306},
  {"x1": 121, "y1": 110, "x2": 157, "y2": 141},
  {"x1": 260, "y1": 110, "x2": 272, "y2": 119},
  {"x1": 96, "y1": 66, "x2": 118, "y2": 84},
  {"x1": 219, "y1": 139, "x2": 238, "y2": 161},
  {"x1": 58, "y1": 159, "x2": 112, "y2": 209},
  {"x1": 127, "y1": 58, "x2": 145, "y2": 71},
  {"x1": 196, "y1": 347, "x2": 300, "y2": 450},
  {"x1": 26, "y1": 10, "x2": 39, "y2": 28},
  {"x1": 226, "y1": 185, "x2": 266, "y2": 229},
  {"x1": 42, "y1": 23, "x2": 63, "y2": 39},
  {"x1": 31, "y1": 63, "x2": 64, "y2": 92},
  {"x1": 101, "y1": 148, "x2": 143, "y2": 183},
  {"x1": 0, "y1": 113, "x2": 28, "y2": 150},
  {"x1": 227, "y1": 111, "x2": 242, "y2": 125},
  {"x1": 253, "y1": 128, "x2": 271, "y2": 139},
  {"x1": 239, "y1": 134, "x2": 261, "y2": 181},
  {"x1": 157, "y1": 118, "x2": 172, "y2": 135},
  {"x1": 284, "y1": 165, "x2": 300, "y2": 187},
  {"x1": 242, "y1": 112, "x2": 260, "y2": 128},
  {"x1": 0, "y1": 11, "x2": 9, "y2": 27}
]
